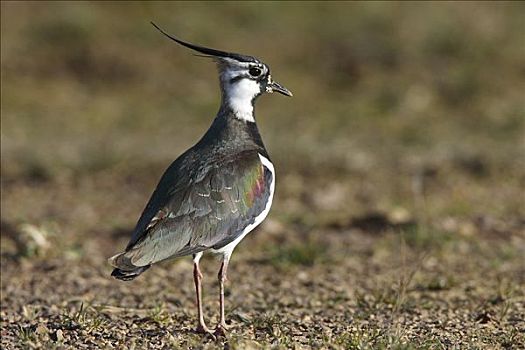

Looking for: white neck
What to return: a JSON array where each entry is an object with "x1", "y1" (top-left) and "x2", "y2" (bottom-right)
[{"x1": 222, "y1": 78, "x2": 259, "y2": 122}]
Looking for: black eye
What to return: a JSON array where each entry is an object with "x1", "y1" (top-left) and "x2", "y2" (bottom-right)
[{"x1": 249, "y1": 67, "x2": 261, "y2": 77}]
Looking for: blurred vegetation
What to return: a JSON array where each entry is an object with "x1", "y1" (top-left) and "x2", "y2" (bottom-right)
[
  {"x1": 2, "y1": 2, "x2": 524, "y2": 229},
  {"x1": 2, "y1": 2, "x2": 525, "y2": 230}
]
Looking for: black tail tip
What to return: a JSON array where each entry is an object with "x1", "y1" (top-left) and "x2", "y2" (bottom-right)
[{"x1": 111, "y1": 265, "x2": 150, "y2": 281}]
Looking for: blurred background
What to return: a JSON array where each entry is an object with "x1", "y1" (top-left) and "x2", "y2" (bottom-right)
[{"x1": 1, "y1": 2, "x2": 524, "y2": 348}]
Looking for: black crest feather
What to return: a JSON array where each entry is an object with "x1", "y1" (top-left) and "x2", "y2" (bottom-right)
[{"x1": 151, "y1": 22, "x2": 259, "y2": 64}]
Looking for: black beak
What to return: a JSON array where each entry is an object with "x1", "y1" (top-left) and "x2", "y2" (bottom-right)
[{"x1": 268, "y1": 81, "x2": 293, "y2": 97}]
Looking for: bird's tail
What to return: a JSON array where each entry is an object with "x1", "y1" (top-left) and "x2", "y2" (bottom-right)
[
  {"x1": 108, "y1": 251, "x2": 150, "y2": 281},
  {"x1": 111, "y1": 265, "x2": 150, "y2": 281}
]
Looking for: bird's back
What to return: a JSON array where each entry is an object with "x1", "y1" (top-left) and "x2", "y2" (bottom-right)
[{"x1": 109, "y1": 114, "x2": 273, "y2": 275}]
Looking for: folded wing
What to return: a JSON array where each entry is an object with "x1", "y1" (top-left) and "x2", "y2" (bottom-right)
[{"x1": 109, "y1": 150, "x2": 272, "y2": 269}]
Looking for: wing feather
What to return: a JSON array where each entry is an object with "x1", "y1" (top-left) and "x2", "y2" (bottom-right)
[{"x1": 122, "y1": 150, "x2": 273, "y2": 266}]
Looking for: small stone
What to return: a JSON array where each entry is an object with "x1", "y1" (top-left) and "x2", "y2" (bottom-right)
[
  {"x1": 297, "y1": 271, "x2": 308, "y2": 281},
  {"x1": 389, "y1": 207, "x2": 412, "y2": 224},
  {"x1": 35, "y1": 324, "x2": 49, "y2": 336},
  {"x1": 55, "y1": 329, "x2": 64, "y2": 342}
]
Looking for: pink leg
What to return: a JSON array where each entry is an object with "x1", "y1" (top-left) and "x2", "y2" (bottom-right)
[
  {"x1": 193, "y1": 259, "x2": 213, "y2": 335},
  {"x1": 215, "y1": 258, "x2": 231, "y2": 336}
]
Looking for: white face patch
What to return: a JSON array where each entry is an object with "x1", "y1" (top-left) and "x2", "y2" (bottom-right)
[
  {"x1": 217, "y1": 60, "x2": 269, "y2": 122},
  {"x1": 265, "y1": 75, "x2": 273, "y2": 93},
  {"x1": 224, "y1": 77, "x2": 260, "y2": 122}
]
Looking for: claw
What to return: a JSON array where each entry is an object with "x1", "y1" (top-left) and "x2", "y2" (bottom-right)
[
  {"x1": 196, "y1": 324, "x2": 216, "y2": 339},
  {"x1": 214, "y1": 323, "x2": 230, "y2": 337},
  {"x1": 220, "y1": 322, "x2": 232, "y2": 331}
]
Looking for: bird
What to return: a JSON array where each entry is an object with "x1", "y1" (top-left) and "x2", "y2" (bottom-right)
[{"x1": 108, "y1": 22, "x2": 292, "y2": 337}]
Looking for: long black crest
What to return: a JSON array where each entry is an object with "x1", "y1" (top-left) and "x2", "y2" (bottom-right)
[{"x1": 151, "y1": 22, "x2": 258, "y2": 64}]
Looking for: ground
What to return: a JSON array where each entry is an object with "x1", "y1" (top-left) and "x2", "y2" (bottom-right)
[{"x1": 1, "y1": 2, "x2": 524, "y2": 349}]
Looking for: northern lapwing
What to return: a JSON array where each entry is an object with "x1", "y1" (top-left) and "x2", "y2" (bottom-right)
[{"x1": 108, "y1": 22, "x2": 292, "y2": 336}]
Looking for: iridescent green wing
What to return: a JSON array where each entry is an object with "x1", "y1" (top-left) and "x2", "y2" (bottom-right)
[{"x1": 125, "y1": 150, "x2": 273, "y2": 266}]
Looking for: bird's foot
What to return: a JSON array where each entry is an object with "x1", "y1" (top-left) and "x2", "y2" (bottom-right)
[
  {"x1": 214, "y1": 322, "x2": 231, "y2": 337},
  {"x1": 195, "y1": 324, "x2": 215, "y2": 338},
  {"x1": 220, "y1": 321, "x2": 232, "y2": 331}
]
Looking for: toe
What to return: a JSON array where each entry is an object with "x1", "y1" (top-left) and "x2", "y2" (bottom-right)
[
  {"x1": 214, "y1": 324, "x2": 230, "y2": 337},
  {"x1": 196, "y1": 324, "x2": 215, "y2": 338}
]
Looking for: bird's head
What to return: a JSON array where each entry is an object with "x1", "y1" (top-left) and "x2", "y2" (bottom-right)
[{"x1": 152, "y1": 22, "x2": 292, "y2": 121}]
